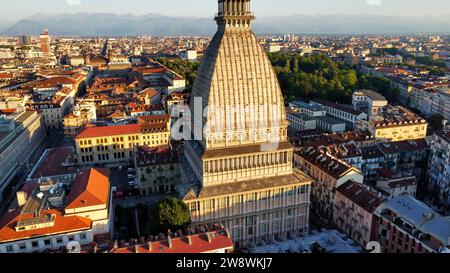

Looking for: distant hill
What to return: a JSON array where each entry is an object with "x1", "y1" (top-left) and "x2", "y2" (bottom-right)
[{"x1": 3, "y1": 13, "x2": 450, "y2": 36}]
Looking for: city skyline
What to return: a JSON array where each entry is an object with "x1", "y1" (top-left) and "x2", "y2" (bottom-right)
[{"x1": 1, "y1": 0, "x2": 450, "y2": 22}]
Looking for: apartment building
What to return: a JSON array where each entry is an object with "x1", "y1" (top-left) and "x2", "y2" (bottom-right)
[
  {"x1": 75, "y1": 116, "x2": 170, "y2": 166},
  {"x1": 0, "y1": 111, "x2": 46, "y2": 204},
  {"x1": 27, "y1": 95, "x2": 73, "y2": 130},
  {"x1": 352, "y1": 89, "x2": 388, "y2": 117},
  {"x1": 334, "y1": 180, "x2": 383, "y2": 247},
  {"x1": 0, "y1": 168, "x2": 113, "y2": 253},
  {"x1": 368, "y1": 106, "x2": 428, "y2": 142},
  {"x1": 427, "y1": 129, "x2": 450, "y2": 213},
  {"x1": 135, "y1": 145, "x2": 181, "y2": 195},
  {"x1": 373, "y1": 195, "x2": 450, "y2": 253},
  {"x1": 311, "y1": 98, "x2": 368, "y2": 129},
  {"x1": 294, "y1": 147, "x2": 364, "y2": 220}
]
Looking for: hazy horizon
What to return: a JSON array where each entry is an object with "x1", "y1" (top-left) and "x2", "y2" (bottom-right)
[{"x1": 1, "y1": 0, "x2": 449, "y2": 22}]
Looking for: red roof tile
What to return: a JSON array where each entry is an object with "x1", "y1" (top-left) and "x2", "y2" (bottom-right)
[
  {"x1": 0, "y1": 209, "x2": 91, "y2": 243},
  {"x1": 112, "y1": 231, "x2": 233, "y2": 253},
  {"x1": 65, "y1": 168, "x2": 110, "y2": 210},
  {"x1": 75, "y1": 124, "x2": 141, "y2": 139}
]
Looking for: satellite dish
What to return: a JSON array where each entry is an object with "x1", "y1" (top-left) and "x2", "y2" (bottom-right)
[{"x1": 66, "y1": 241, "x2": 81, "y2": 253}]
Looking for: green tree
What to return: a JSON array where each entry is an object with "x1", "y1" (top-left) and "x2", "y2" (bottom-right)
[
  {"x1": 155, "y1": 197, "x2": 191, "y2": 232},
  {"x1": 429, "y1": 114, "x2": 445, "y2": 131}
]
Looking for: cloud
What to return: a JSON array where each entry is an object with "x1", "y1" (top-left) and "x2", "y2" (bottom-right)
[
  {"x1": 366, "y1": 0, "x2": 382, "y2": 6},
  {"x1": 67, "y1": 0, "x2": 82, "y2": 6}
]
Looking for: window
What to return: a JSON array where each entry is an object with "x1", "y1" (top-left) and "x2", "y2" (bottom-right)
[
  {"x1": 44, "y1": 240, "x2": 51, "y2": 246},
  {"x1": 32, "y1": 241, "x2": 39, "y2": 248},
  {"x1": 56, "y1": 237, "x2": 63, "y2": 244},
  {"x1": 80, "y1": 233, "x2": 87, "y2": 240},
  {"x1": 247, "y1": 226, "x2": 254, "y2": 236},
  {"x1": 6, "y1": 246, "x2": 13, "y2": 252}
]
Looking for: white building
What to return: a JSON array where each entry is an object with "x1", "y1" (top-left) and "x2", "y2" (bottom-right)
[
  {"x1": 311, "y1": 99, "x2": 368, "y2": 129},
  {"x1": 179, "y1": 49, "x2": 198, "y2": 61},
  {"x1": 0, "y1": 168, "x2": 113, "y2": 253},
  {"x1": 352, "y1": 90, "x2": 388, "y2": 117}
]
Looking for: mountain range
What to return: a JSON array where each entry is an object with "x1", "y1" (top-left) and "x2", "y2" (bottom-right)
[{"x1": 1, "y1": 13, "x2": 450, "y2": 36}]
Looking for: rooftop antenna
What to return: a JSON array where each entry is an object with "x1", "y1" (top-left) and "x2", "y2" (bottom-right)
[{"x1": 442, "y1": 120, "x2": 448, "y2": 131}]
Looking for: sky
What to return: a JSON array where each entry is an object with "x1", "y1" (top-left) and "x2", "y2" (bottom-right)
[{"x1": 0, "y1": 0, "x2": 449, "y2": 21}]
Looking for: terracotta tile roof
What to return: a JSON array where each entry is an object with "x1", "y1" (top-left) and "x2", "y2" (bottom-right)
[
  {"x1": 377, "y1": 139, "x2": 429, "y2": 155},
  {"x1": 137, "y1": 114, "x2": 170, "y2": 125},
  {"x1": 296, "y1": 147, "x2": 357, "y2": 179},
  {"x1": 75, "y1": 124, "x2": 141, "y2": 139},
  {"x1": 23, "y1": 76, "x2": 77, "y2": 88},
  {"x1": 65, "y1": 168, "x2": 110, "y2": 210},
  {"x1": 0, "y1": 209, "x2": 91, "y2": 243},
  {"x1": 136, "y1": 145, "x2": 179, "y2": 167},
  {"x1": 140, "y1": 88, "x2": 159, "y2": 98},
  {"x1": 337, "y1": 180, "x2": 383, "y2": 213},
  {"x1": 111, "y1": 231, "x2": 233, "y2": 253},
  {"x1": 387, "y1": 178, "x2": 416, "y2": 189},
  {"x1": 31, "y1": 147, "x2": 77, "y2": 179},
  {"x1": 0, "y1": 72, "x2": 13, "y2": 79}
]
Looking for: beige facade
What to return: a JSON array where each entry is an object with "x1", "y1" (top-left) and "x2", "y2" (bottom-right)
[
  {"x1": 368, "y1": 106, "x2": 428, "y2": 142},
  {"x1": 75, "y1": 124, "x2": 170, "y2": 166},
  {"x1": 182, "y1": 169, "x2": 312, "y2": 246},
  {"x1": 135, "y1": 146, "x2": 181, "y2": 195},
  {"x1": 371, "y1": 122, "x2": 427, "y2": 142}
]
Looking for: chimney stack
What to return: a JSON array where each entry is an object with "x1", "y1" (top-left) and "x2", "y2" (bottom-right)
[
  {"x1": 187, "y1": 236, "x2": 192, "y2": 245},
  {"x1": 206, "y1": 233, "x2": 212, "y2": 243},
  {"x1": 225, "y1": 229, "x2": 231, "y2": 239},
  {"x1": 148, "y1": 241, "x2": 152, "y2": 252},
  {"x1": 168, "y1": 236, "x2": 173, "y2": 248},
  {"x1": 16, "y1": 191, "x2": 28, "y2": 207}
]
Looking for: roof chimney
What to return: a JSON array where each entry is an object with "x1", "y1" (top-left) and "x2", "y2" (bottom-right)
[
  {"x1": 16, "y1": 191, "x2": 28, "y2": 207},
  {"x1": 168, "y1": 236, "x2": 173, "y2": 248},
  {"x1": 225, "y1": 228, "x2": 231, "y2": 238},
  {"x1": 206, "y1": 233, "x2": 212, "y2": 243},
  {"x1": 134, "y1": 244, "x2": 139, "y2": 254},
  {"x1": 148, "y1": 241, "x2": 152, "y2": 251},
  {"x1": 187, "y1": 236, "x2": 192, "y2": 245}
]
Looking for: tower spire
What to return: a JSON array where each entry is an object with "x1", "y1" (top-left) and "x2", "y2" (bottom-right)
[{"x1": 215, "y1": 0, "x2": 255, "y2": 28}]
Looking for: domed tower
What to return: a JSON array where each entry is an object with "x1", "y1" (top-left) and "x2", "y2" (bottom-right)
[
  {"x1": 181, "y1": 1, "x2": 311, "y2": 247},
  {"x1": 185, "y1": 0, "x2": 292, "y2": 186}
]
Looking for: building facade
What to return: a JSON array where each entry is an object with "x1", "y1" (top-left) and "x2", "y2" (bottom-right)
[
  {"x1": 75, "y1": 121, "x2": 170, "y2": 166},
  {"x1": 0, "y1": 111, "x2": 46, "y2": 204},
  {"x1": 0, "y1": 168, "x2": 113, "y2": 253},
  {"x1": 427, "y1": 129, "x2": 450, "y2": 213},
  {"x1": 294, "y1": 147, "x2": 364, "y2": 221},
  {"x1": 135, "y1": 145, "x2": 181, "y2": 195},
  {"x1": 334, "y1": 180, "x2": 383, "y2": 248},
  {"x1": 373, "y1": 195, "x2": 450, "y2": 253}
]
